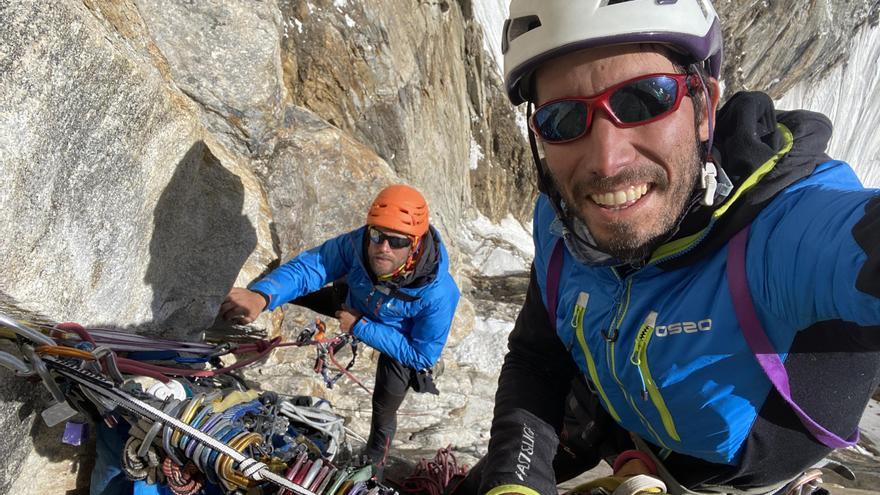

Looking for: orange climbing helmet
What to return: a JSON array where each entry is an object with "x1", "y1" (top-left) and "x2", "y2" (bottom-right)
[{"x1": 366, "y1": 184, "x2": 429, "y2": 238}]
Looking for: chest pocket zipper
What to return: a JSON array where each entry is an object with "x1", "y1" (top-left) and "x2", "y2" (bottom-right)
[
  {"x1": 630, "y1": 311, "x2": 681, "y2": 442},
  {"x1": 572, "y1": 292, "x2": 621, "y2": 423}
]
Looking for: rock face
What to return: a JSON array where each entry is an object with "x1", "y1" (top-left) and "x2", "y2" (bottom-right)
[
  {"x1": 279, "y1": 0, "x2": 473, "y2": 235},
  {"x1": 776, "y1": 23, "x2": 880, "y2": 186},
  {"x1": 715, "y1": 0, "x2": 880, "y2": 98},
  {"x1": 1, "y1": 0, "x2": 879, "y2": 493}
]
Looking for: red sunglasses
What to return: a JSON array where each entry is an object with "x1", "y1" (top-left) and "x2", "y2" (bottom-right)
[{"x1": 529, "y1": 73, "x2": 701, "y2": 144}]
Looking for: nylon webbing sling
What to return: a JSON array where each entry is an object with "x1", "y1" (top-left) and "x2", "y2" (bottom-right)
[
  {"x1": 727, "y1": 224, "x2": 858, "y2": 449},
  {"x1": 546, "y1": 240, "x2": 565, "y2": 331}
]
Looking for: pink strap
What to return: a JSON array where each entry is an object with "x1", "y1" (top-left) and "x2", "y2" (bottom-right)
[
  {"x1": 726, "y1": 225, "x2": 857, "y2": 449},
  {"x1": 612, "y1": 449, "x2": 658, "y2": 475},
  {"x1": 546, "y1": 240, "x2": 564, "y2": 330}
]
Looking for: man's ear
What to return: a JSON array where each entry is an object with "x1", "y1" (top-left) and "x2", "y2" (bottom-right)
[{"x1": 699, "y1": 77, "x2": 721, "y2": 142}]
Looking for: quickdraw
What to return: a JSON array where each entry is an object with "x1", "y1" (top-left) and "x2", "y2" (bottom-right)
[{"x1": 297, "y1": 320, "x2": 371, "y2": 394}]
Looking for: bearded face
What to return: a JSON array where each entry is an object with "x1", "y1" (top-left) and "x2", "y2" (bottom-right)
[{"x1": 534, "y1": 45, "x2": 713, "y2": 262}]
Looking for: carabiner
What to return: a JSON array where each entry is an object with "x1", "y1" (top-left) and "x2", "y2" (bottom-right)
[
  {"x1": 0, "y1": 312, "x2": 55, "y2": 346},
  {"x1": 0, "y1": 350, "x2": 34, "y2": 377}
]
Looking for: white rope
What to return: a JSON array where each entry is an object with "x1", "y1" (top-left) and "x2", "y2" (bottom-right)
[
  {"x1": 278, "y1": 399, "x2": 346, "y2": 460},
  {"x1": 612, "y1": 474, "x2": 668, "y2": 495}
]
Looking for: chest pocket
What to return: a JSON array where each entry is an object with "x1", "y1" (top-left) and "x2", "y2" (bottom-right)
[{"x1": 356, "y1": 286, "x2": 413, "y2": 321}]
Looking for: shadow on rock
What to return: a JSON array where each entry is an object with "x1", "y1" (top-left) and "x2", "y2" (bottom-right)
[{"x1": 0, "y1": 140, "x2": 260, "y2": 493}]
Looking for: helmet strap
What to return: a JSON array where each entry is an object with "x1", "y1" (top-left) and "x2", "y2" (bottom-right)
[
  {"x1": 692, "y1": 67, "x2": 719, "y2": 206},
  {"x1": 526, "y1": 102, "x2": 602, "y2": 252}
]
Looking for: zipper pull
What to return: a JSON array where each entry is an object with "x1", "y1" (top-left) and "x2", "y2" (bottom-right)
[
  {"x1": 630, "y1": 311, "x2": 658, "y2": 363},
  {"x1": 570, "y1": 292, "x2": 590, "y2": 328},
  {"x1": 630, "y1": 312, "x2": 658, "y2": 401}
]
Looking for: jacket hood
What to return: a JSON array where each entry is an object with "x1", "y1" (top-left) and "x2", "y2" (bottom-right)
[{"x1": 653, "y1": 91, "x2": 834, "y2": 270}]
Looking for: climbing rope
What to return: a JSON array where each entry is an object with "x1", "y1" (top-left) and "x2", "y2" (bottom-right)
[{"x1": 395, "y1": 446, "x2": 469, "y2": 495}]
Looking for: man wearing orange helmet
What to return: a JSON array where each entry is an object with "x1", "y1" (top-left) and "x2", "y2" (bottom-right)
[{"x1": 220, "y1": 184, "x2": 460, "y2": 466}]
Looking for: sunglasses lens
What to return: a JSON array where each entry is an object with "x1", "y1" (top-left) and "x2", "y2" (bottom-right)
[
  {"x1": 387, "y1": 236, "x2": 411, "y2": 249},
  {"x1": 609, "y1": 75, "x2": 679, "y2": 123},
  {"x1": 369, "y1": 228, "x2": 412, "y2": 249},
  {"x1": 533, "y1": 100, "x2": 588, "y2": 143}
]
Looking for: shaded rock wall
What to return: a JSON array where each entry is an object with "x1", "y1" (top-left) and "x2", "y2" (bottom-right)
[
  {"x1": 776, "y1": 23, "x2": 880, "y2": 186},
  {"x1": 715, "y1": 0, "x2": 880, "y2": 98}
]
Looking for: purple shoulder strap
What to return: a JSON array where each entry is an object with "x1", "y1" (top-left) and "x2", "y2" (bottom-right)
[
  {"x1": 727, "y1": 225, "x2": 858, "y2": 449},
  {"x1": 546, "y1": 240, "x2": 565, "y2": 331}
]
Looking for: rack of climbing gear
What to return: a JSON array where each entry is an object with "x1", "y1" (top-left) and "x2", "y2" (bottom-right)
[{"x1": 0, "y1": 308, "x2": 394, "y2": 495}]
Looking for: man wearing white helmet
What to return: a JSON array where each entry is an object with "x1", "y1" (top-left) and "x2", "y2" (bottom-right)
[{"x1": 461, "y1": 1, "x2": 880, "y2": 494}]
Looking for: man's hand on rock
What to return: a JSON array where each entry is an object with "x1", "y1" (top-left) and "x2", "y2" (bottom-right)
[{"x1": 219, "y1": 287, "x2": 267, "y2": 324}]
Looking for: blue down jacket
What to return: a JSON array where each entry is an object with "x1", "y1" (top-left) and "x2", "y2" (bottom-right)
[{"x1": 250, "y1": 225, "x2": 459, "y2": 370}]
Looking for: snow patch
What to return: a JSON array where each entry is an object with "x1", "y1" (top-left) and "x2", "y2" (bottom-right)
[
  {"x1": 469, "y1": 138, "x2": 484, "y2": 170},
  {"x1": 776, "y1": 23, "x2": 880, "y2": 187},
  {"x1": 470, "y1": 0, "x2": 509, "y2": 72},
  {"x1": 471, "y1": 0, "x2": 530, "y2": 139},
  {"x1": 450, "y1": 316, "x2": 513, "y2": 373},
  {"x1": 459, "y1": 213, "x2": 534, "y2": 276}
]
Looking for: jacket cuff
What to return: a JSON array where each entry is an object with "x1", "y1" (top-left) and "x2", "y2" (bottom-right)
[
  {"x1": 484, "y1": 485, "x2": 542, "y2": 495},
  {"x1": 251, "y1": 289, "x2": 271, "y2": 311},
  {"x1": 350, "y1": 316, "x2": 370, "y2": 340}
]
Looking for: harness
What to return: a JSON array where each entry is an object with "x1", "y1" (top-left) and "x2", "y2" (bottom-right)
[{"x1": 545, "y1": 226, "x2": 858, "y2": 494}]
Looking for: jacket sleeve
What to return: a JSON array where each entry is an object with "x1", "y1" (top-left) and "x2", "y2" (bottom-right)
[
  {"x1": 478, "y1": 266, "x2": 578, "y2": 495},
  {"x1": 249, "y1": 231, "x2": 356, "y2": 311},
  {"x1": 351, "y1": 283, "x2": 460, "y2": 370},
  {"x1": 752, "y1": 185, "x2": 880, "y2": 341}
]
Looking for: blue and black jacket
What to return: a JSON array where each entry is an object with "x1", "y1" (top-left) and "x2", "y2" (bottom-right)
[
  {"x1": 250, "y1": 225, "x2": 460, "y2": 371},
  {"x1": 477, "y1": 92, "x2": 880, "y2": 495}
]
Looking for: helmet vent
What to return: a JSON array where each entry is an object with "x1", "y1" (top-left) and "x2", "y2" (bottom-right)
[
  {"x1": 696, "y1": 0, "x2": 709, "y2": 18},
  {"x1": 604, "y1": 0, "x2": 638, "y2": 5},
  {"x1": 503, "y1": 15, "x2": 542, "y2": 54}
]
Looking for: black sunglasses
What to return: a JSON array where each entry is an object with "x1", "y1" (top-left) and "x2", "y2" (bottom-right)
[
  {"x1": 530, "y1": 73, "x2": 700, "y2": 144},
  {"x1": 368, "y1": 227, "x2": 413, "y2": 249}
]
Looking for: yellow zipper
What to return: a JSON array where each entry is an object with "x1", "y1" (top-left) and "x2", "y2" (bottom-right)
[
  {"x1": 572, "y1": 292, "x2": 621, "y2": 422},
  {"x1": 630, "y1": 311, "x2": 681, "y2": 442},
  {"x1": 605, "y1": 279, "x2": 669, "y2": 449}
]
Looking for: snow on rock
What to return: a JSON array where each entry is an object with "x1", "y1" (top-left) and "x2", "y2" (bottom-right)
[
  {"x1": 776, "y1": 23, "x2": 880, "y2": 187},
  {"x1": 459, "y1": 212, "x2": 534, "y2": 276},
  {"x1": 450, "y1": 315, "x2": 513, "y2": 373}
]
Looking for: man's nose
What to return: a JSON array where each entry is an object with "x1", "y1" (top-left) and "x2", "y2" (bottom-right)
[{"x1": 582, "y1": 110, "x2": 637, "y2": 177}]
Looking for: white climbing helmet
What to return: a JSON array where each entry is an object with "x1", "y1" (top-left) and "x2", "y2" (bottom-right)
[{"x1": 502, "y1": 0, "x2": 723, "y2": 105}]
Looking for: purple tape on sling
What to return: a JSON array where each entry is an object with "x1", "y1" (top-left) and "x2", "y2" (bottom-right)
[
  {"x1": 727, "y1": 225, "x2": 858, "y2": 449},
  {"x1": 546, "y1": 240, "x2": 565, "y2": 331},
  {"x1": 62, "y1": 421, "x2": 88, "y2": 446}
]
